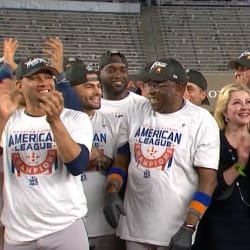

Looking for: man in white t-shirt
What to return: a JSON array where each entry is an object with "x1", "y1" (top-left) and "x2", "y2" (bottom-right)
[
  {"x1": 98, "y1": 50, "x2": 148, "y2": 249},
  {"x1": 103, "y1": 58, "x2": 220, "y2": 250},
  {"x1": 99, "y1": 49, "x2": 148, "y2": 124},
  {"x1": 0, "y1": 37, "x2": 19, "y2": 250},
  {"x1": 0, "y1": 58, "x2": 93, "y2": 250},
  {"x1": 43, "y1": 38, "x2": 129, "y2": 250},
  {"x1": 65, "y1": 63, "x2": 122, "y2": 250}
]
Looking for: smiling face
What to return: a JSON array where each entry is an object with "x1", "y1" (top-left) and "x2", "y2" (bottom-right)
[
  {"x1": 184, "y1": 82, "x2": 207, "y2": 106},
  {"x1": 18, "y1": 72, "x2": 55, "y2": 108},
  {"x1": 224, "y1": 90, "x2": 250, "y2": 127},
  {"x1": 72, "y1": 73, "x2": 102, "y2": 116},
  {"x1": 144, "y1": 79, "x2": 186, "y2": 114},
  {"x1": 99, "y1": 58, "x2": 128, "y2": 100}
]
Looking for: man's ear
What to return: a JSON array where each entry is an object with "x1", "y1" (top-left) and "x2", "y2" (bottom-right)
[
  {"x1": 176, "y1": 82, "x2": 186, "y2": 93},
  {"x1": 14, "y1": 80, "x2": 26, "y2": 107},
  {"x1": 200, "y1": 90, "x2": 207, "y2": 101},
  {"x1": 15, "y1": 80, "x2": 23, "y2": 95},
  {"x1": 15, "y1": 80, "x2": 23, "y2": 92},
  {"x1": 15, "y1": 80, "x2": 22, "y2": 90}
]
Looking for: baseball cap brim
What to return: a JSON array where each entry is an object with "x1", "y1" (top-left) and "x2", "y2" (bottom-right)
[
  {"x1": 137, "y1": 71, "x2": 169, "y2": 82},
  {"x1": 16, "y1": 66, "x2": 59, "y2": 81},
  {"x1": 65, "y1": 64, "x2": 89, "y2": 86},
  {"x1": 228, "y1": 59, "x2": 241, "y2": 69},
  {"x1": 24, "y1": 66, "x2": 59, "y2": 78},
  {"x1": 99, "y1": 50, "x2": 128, "y2": 70},
  {"x1": 228, "y1": 59, "x2": 250, "y2": 69}
]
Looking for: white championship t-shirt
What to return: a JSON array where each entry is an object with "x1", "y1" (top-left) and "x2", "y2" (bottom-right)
[
  {"x1": 100, "y1": 92, "x2": 148, "y2": 126},
  {"x1": 82, "y1": 111, "x2": 119, "y2": 237},
  {"x1": 116, "y1": 100, "x2": 220, "y2": 246},
  {"x1": 1, "y1": 108, "x2": 93, "y2": 244}
]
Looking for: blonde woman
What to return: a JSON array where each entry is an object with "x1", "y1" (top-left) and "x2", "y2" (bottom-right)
[{"x1": 193, "y1": 83, "x2": 250, "y2": 250}]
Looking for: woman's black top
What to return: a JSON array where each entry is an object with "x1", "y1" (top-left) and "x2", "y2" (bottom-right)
[{"x1": 192, "y1": 130, "x2": 250, "y2": 250}]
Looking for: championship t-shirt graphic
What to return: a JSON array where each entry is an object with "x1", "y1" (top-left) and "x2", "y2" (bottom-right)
[
  {"x1": 9, "y1": 129, "x2": 58, "y2": 176},
  {"x1": 134, "y1": 126, "x2": 182, "y2": 170}
]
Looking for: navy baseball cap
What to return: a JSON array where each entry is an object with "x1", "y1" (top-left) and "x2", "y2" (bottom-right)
[
  {"x1": 63, "y1": 56, "x2": 84, "y2": 70},
  {"x1": 228, "y1": 51, "x2": 250, "y2": 69},
  {"x1": 16, "y1": 58, "x2": 59, "y2": 80},
  {"x1": 98, "y1": 49, "x2": 128, "y2": 70},
  {"x1": 138, "y1": 58, "x2": 187, "y2": 84},
  {"x1": 186, "y1": 69, "x2": 210, "y2": 105},
  {"x1": 66, "y1": 64, "x2": 98, "y2": 86}
]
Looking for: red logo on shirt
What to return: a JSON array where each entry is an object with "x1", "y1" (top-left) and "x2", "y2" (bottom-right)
[
  {"x1": 134, "y1": 143, "x2": 174, "y2": 170},
  {"x1": 12, "y1": 149, "x2": 57, "y2": 176}
]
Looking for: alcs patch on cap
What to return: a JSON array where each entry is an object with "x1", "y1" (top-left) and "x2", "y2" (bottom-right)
[
  {"x1": 16, "y1": 58, "x2": 59, "y2": 80},
  {"x1": 228, "y1": 51, "x2": 250, "y2": 69},
  {"x1": 138, "y1": 58, "x2": 187, "y2": 84},
  {"x1": 98, "y1": 49, "x2": 128, "y2": 70}
]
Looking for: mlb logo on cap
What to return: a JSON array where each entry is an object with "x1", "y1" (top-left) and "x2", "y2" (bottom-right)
[
  {"x1": 239, "y1": 51, "x2": 250, "y2": 60},
  {"x1": 228, "y1": 50, "x2": 250, "y2": 69},
  {"x1": 138, "y1": 58, "x2": 187, "y2": 84},
  {"x1": 16, "y1": 57, "x2": 59, "y2": 80}
]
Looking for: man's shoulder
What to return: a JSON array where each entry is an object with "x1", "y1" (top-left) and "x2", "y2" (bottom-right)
[
  {"x1": 101, "y1": 92, "x2": 149, "y2": 113},
  {"x1": 183, "y1": 101, "x2": 217, "y2": 127},
  {"x1": 94, "y1": 110, "x2": 116, "y2": 127},
  {"x1": 127, "y1": 91, "x2": 148, "y2": 102},
  {"x1": 61, "y1": 108, "x2": 90, "y2": 121},
  {"x1": 185, "y1": 100, "x2": 212, "y2": 116},
  {"x1": 93, "y1": 110, "x2": 120, "y2": 134},
  {"x1": 9, "y1": 108, "x2": 24, "y2": 120}
]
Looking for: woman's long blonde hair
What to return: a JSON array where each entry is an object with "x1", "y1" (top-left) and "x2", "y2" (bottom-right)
[{"x1": 214, "y1": 83, "x2": 250, "y2": 130}]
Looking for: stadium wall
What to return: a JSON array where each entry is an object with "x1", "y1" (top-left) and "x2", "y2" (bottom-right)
[
  {"x1": 204, "y1": 73, "x2": 234, "y2": 112},
  {"x1": 0, "y1": 0, "x2": 140, "y2": 13}
]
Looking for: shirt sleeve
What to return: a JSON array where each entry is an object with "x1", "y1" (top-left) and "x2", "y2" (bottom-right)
[
  {"x1": 193, "y1": 112, "x2": 220, "y2": 170},
  {"x1": 56, "y1": 78, "x2": 83, "y2": 111},
  {"x1": 0, "y1": 63, "x2": 13, "y2": 81}
]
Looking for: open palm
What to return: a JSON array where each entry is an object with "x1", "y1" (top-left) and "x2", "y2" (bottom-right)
[{"x1": 0, "y1": 79, "x2": 22, "y2": 120}]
